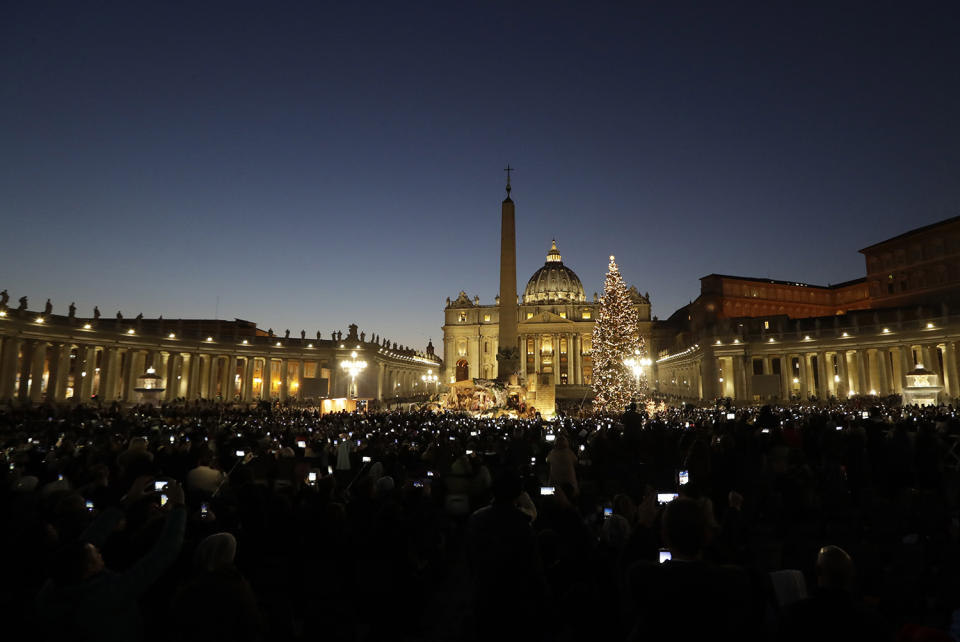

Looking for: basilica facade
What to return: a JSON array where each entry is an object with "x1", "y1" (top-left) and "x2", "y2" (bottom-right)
[{"x1": 442, "y1": 238, "x2": 652, "y2": 398}]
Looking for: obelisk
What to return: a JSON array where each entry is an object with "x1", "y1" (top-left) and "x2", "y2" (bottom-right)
[{"x1": 497, "y1": 166, "x2": 521, "y2": 382}]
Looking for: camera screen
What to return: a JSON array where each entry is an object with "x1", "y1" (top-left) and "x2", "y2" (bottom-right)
[
  {"x1": 603, "y1": 507, "x2": 613, "y2": 517},
  {"x1": 307, "y1": 472, "x2": 317, "y2": 482},
  {"x1": 659, "y1": 549, "x2": 672, "y2": 563},
  {"x1": 545, "y1": 434, "x2": 556, "y2": 442},
  {"x1": 297, "y1": 440, "x2": 307, "y2": 448},
  {"x1": 657, "y1": 493, "x2": 678, "y2": 504},
  {"x1": 862, "y1": 411, "x2": 869, "y2": 419},
  {"x1": 235, "y1": 450, "x2": 245, "y2": 457},
  {"x1": 726, "y1": 413, "x2": 735, "y2": 420},
  {"x1": 160, "y1": 494, "x2": 168, "y2": 507},
  {"x1": 85, "y1": 500, "x2": 94, "y2": 511},
  {"x1": 154, "y1": 481, "x2": 168, "y2": 491},
  {"x1": 678, "y1": 470, "x2": 689, "y2": 486},
  {"x1": 540, "y1": 486, "x2": 555, "y2": 496},
  {"x1": 362, "y1": 456, "x2": 371, "y2": 463}
]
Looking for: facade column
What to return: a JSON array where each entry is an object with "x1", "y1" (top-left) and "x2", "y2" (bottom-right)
[
  {"x1": 78, "y1": 345, "x2": 96, "y2": 400},
  {"x1": 100, "y1": 347, "x2": 119, "y2": 401},
  {"x1": 242, "y1": 358, "x2": 255, "y2": 401},
  {"x1": 730, "y1": 355, "x2": 749, "y2": 401},
  {"x1": 224, "y1": 355, "x2": 238, "y2": 401},
  {"x1": 899, "y1": 345, "x2": 914, "y2": 390},
  {"x1": 797, "y1": 354, "x2": 809, "y2": 400},
  {"x1": 855, "y1": 350, "x2": 868, "y2": 395},
  {"x1": 876, "y1": 348, "x2": 891, "y2": 396},
  {"x1": 279, "y1": 358, "x2": 289, "y2": 402},
  {"x1": 816, "y1": 352, "x2": 830, "y2": 399},
  {"x1": 942, "y1": 342, "x2": 960, "y2": 400},
  {"x1": 207, "y1": 355, "x2": 221, "y2": 399},
  {"x1": 186, "y1": 353, "x2": 200, "y2": 399},
  {"x1": 377, "y1": 362, "x2": 384, "y2": 401},
  {"x1": 328, "y1": 356, "x2": 338, "y2": 398},
  {"x1": 262, "y1": 357, "x2": 273, "y2": 400},
  {"x1": 533, "y1": 335, "x2": 540, "y2": 376},
  {"x1": 28, "y1": 341, "x2": 48, "y2": 402},
  {"x1": 124, "y1": 350, "x2": 143, "y2": 401},
  {"x1": 295, "y1": 359, "x2": 304, "y2": 401},
  {"x1": 49, "y1": 343, "x2": 72, "y2": 402},
  {"x1": 165, "y1": 353, "x2": 180, "y2": 400},
  {"x1": 779, "y1": 355, "x2": 791, "y2": 400},
  {"x1": 836, "y1": 350, "x2": 850, "y2": 398},
  {"x1": 0, "y1": 337, "x2": 22, "y2": 401}
]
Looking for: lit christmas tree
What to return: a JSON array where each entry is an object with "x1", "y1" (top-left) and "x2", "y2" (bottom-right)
[{"x1": 592, "y1": 255, "x2": 642, "y2": 412}]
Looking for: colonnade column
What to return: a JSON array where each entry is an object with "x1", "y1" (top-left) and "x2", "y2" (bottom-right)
[
  {"x1": 732, "y1": 355, "x2": 746, "y2": 401},
  {"x1": 206, "y1": 355, "x2": 220, "y2": 399},
  {"x1": 279, "y1": 358, "x2": 289, "y2": 402},
  {"x1": 226, "y1": 355, "x2": 238, "y2": 401},
  {"x1": 78, "y1": 345, "x2": 96, "y2": 400},
  {"x1": 377, "y1": 362, "x2": 384, "y2": 401},
  {"x1": 855, "y1": 350, "x2": 868, "y2": 395},
  {"x1": 798, "y1": 354, "x2": 809, "y2": 400},
  {"x1": 28, "y1": 340, "x2": 47, "y2": 402},
  {"x1": 943, "y1": 342, "x2": 960, "y2": 400},
  {"x1": 262, "y1": 358, "x2": 273, "y2": 400},
  {"x1": 186, "y1": 353, "x2": 200, "y2": 399},
  {"x1": 166, "y1": 353, "x2": 181, "y2": 400},
  {"x1": 0, "y1": 337, "x2": 22, "y2": 401},
  {"x1": 49, "y1": 343, "x2": 72, "y2": 401},
  {"x1": 816, "y1": 352, "x2": 830, "y2": 399},
  {"x1": 242, "y1": 358, "x2": 255, "y2": 401},
  {"x1": 876, "y1": 348, "x2": 891, "y2": 396},
  {"x1": 295, "y1": 359, "x2": 304, "y2": 401},
  {"x1": 124, "y1": 350, "x2": 144, "y2": 401},
  {"x1": 780, "y1": 355, "x2": 791, "y2": 400},
  {"x1": 836, "y1": 350, "x2": 850, "y2": 398}
]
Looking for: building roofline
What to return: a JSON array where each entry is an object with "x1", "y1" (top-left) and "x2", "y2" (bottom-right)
[
  {"x1": 699, "y1": 274, "x2": 865, "y2": 290},
  {"x1": 859, "y1": 215, "x2": 960, "y2": 253}
]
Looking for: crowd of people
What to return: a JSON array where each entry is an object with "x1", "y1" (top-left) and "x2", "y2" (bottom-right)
[{"x1": 3, "y1": 397, "x2": 960, "y2": 641}]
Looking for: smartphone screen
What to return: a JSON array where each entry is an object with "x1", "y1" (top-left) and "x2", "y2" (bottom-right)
[
  {"x1": 235, "y1": 450, "x2": 245, "y2": 457},
  {"x1": 540, "y1": 486, "x2": 555, "y2": 496},
  {"x1": 85, "y1": 500, "x2": 94, "y2": 511},
  {"x1": 297, "y1": 440, "x2": 307, "y2": 448},
  {"x1": 726, "y1": 413, "x2": 735, "y2": 420},
  {"x1": 657, "y1": 492, "x2": 678, "y2": 505},
  {"x1": 154, "y1": 481, "x2": 168, "y2": 491},
  {"x1": 308, "y1": 472, "x2": 317, "y2": 482},
  {"x1": 659, "y1": 549, "x2": 672, "y2": 563},
  {"x1": 362, "y1": 456, "x2": 371, "y2": 463},
  {"x1": 678, "y1": 470, "x2": 689, "y2": 486},
  {"x1": 160, "y1": 493, "x2": 169, "y2": 507},
  {"x1": 603, "y1": 507, "x2": 613, "y2": 517},
  {"x1": 545, "y1": 434, "x2": 556, "y2": 442},
  {"x1": 200, "y1": 502, "x2": 209, "y2": 516}
]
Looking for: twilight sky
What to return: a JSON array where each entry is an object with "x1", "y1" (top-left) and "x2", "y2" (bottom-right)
[{"x1": 1, "y1": 1, "x2": 958, "y2": 350}]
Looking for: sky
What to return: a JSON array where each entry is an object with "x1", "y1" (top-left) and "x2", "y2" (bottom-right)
[{"x1": 1, "y1": 1, "x2": 958, "y2": 350}]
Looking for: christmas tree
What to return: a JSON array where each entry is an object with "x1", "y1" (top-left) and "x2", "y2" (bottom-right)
[{"x1": 592, "y1": 255, "x2": 642, "y2": 412}]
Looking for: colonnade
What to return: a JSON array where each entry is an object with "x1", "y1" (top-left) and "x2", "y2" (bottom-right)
[
  {"x1": 519, "y1": 331, "x2": 589, "y2": 385},
  {"x1": 656, "y1": 323, "x2": 960, "y2": 405},
  {"x1": 0, "y1": 315, "x2": 441, "y2": 405}
]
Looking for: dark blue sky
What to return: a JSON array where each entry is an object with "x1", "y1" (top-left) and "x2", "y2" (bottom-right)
[{"x1": 2, "y1": 1, "x2": 958, "y2": 349}]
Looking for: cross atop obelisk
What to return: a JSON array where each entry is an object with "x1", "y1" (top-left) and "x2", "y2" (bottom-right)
[{"x1": 504, "y1": 164, "x2": 514, "y2": 197}]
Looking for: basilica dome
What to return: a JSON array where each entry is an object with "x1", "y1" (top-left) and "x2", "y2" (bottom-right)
[{"x1": 523, "y1": 240, "x2": 586, "y2": 304}]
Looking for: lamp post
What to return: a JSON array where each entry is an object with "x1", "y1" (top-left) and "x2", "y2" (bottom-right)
[
  {"x1": 340, "y1": 351, "x2": 367, "y2": 400},
  {"x1": 624, "y1": 349, "x2": 652, "y2": 394},
  {"x1": 421, "y1": 369, "x2": 439, "y2": 396}
]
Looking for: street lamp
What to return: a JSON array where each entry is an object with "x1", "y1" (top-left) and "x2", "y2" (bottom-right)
[
  {"x1": 624, "y1": 349, "x2": 653, "y2": 392},
  {"x1": 421, "y1": 369, "x2": 439, "y2": 395},
  {"x1": 340, "y1": 350, "x2": 367, "y2": 399}
]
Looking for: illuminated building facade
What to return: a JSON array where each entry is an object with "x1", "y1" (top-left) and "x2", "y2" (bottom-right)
[
  {"x1": 442, "y1": 184, "x2": 652, "y2": 401},
  {"x1": 655, "y1": 216, "x2": 960, "y2": 405},
  {"x1": 0, "y1": 311, "x2": 440, "y2": 410}
]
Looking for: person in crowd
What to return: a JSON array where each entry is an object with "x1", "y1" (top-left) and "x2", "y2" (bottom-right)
[
  {"x1": 172, "y1": 532, "x2": 263, "y2": 642},
  {"x1": 546, "y1": 434, "x2": 578, "y2": 495},
  {"x1": 35, "y1": 477, "x2": 187, "y2": 642},
  {"x1": 781, "y1": 545, "x2": 889, "y2": 642}
]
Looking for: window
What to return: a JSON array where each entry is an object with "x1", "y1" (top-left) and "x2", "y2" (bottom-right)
[
  {"x1": 763, "y1": 320, "x2": 770, "y2": 329},
  {"x1": 582, "y1": 310, "x2": 591, "y2": 320},
  {"x1": 559, "y1": 311, "x2": 566, "y2": 318},
  {"x1": 483, "y1": 314, "x2": 491, "y2": 322},
  {"x1": 526, "y1": 312, "x2": 534, "y2": 319},
  {"x1": 458, "y1": 312, "x2": 467, "y2": 323}
]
